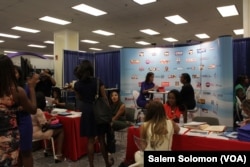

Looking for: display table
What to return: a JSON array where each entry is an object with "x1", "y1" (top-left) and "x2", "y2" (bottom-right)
[
  {"x1": 125, "y1": 126, "x2": 250, "y2": 164},
  {"x1": 148, "y1": 90, "x2": 169, "y2": 103},
  {"x1": 45, "y1": 112, "x2": 87, "y2": 161}
]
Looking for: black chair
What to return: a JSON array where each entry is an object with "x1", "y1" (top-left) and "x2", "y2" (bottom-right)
[{"x1": 193, "y1": 116, "x2": 219, "y2": 125}]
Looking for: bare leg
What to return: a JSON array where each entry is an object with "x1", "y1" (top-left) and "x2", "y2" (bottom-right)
[
  {"x1": 87, "y1": 137, "x2": 95, "y2": 167},
  {"x1": 98, "y1": 134, "x2": 111, "y2": 167},
  {"x1": 20, "y1": 151, "x2": 33, "y2": 167},
  {"x1": 53, "y1": 128, "x2": 64, "y2": 155}
]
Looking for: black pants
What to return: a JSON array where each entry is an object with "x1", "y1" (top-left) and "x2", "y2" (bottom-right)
[{"x1": 106, "y1": 126, "x2": 116, "y2": 153}]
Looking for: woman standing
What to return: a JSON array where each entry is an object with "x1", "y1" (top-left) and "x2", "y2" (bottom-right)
[
  {"x1": 14, "y1": 66, "x2": 34, "y2": 167},
  {"x1": 136, "y1": 72, "x2": 158, "y2": 108},
  {"x1": 74, "y1": 60, "x2": 112, "y2": 167},
  {"x1": 0, "y1": 55, "x2": 37, "y2": 166}
]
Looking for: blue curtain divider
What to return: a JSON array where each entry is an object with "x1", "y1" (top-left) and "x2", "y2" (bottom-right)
[
  {"x1": 63, "y1": 50, "x2": 94, "y2": 85},
  {"x1": 233, "y1": 38, "x2": 250, "y2": 83},
  {"x1": 94, "y1": 51, "x2": 120, "y2": 88}
]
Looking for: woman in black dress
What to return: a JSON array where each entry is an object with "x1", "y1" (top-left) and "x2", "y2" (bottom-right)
[{"x1": 74, "y1": 60, "x2": 112, "y2": 167}]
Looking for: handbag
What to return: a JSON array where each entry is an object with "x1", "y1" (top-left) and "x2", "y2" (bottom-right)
[
  {"x1": 237, "y1": 123, "x2": 250, "y2": 142},
  {"x1": 93, "y1": 78, "x2": 112, "y2": 125}
]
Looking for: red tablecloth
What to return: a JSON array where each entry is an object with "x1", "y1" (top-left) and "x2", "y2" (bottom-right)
[
  {"x1": 45, "y1": 112, "x2": 87, "y2": 161},
  {"x1": 125, "y1": 126, "x2": 250, "y2": 164}
]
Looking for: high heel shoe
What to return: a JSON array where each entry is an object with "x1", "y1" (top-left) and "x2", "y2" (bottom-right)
[{"x1": 54, "y1": 154, "x2": 65, "y2": 163}]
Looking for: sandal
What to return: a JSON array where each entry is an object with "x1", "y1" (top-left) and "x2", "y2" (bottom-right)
[{"x1": 54, "y1": 154, "x2": 66, "y2": 163}]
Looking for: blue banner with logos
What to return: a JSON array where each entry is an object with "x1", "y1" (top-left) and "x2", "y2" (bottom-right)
[{"x1": 120, "y1": 36, "x2": 233, "y2": 126}]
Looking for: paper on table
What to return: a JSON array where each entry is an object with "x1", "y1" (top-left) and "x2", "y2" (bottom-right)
[
  {"x1": 52, "y1": 108, "x2": 67, "y2": 113},
  {"x1": 203, "y1": 125, "x2": 226, "y2": 132},
  {"x1": 184, "y1": 121, "x2": 207, "y2": 126},
  {"x1": 179, "y1": 127, "x2": 189, "y2": 135},
  {"x1": 66, "y1": 114, "x2": 81, "y2": 118},
  {"x1": 207, "y1": 132, "x2": 229, "y2": 140},
  {"x1": 185, "y1": 129, "x2": 209, "y2": 137}
]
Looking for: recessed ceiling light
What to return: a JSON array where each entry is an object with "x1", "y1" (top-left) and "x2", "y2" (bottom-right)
[
  {"x1": 92, "y1": 30, "x2": 114, "y2": 36},
  {"x1": 165, "y1": 15, "x2": 188, "y2": 24},
  {"x1": 72, "y1": 4, "x2": 107, "y2": 16},
  {"x1": 195, "y1": 33, "x2": 210, "y2": 39},
  {"x1": 4, "y1": 50, "x2": 17, "y2": 53},
  {"x1": 133, "y1": 0, "x2": 157, "y2": 5},
  {"x1": 217, "y1": 5, "x2": 239, "y2": 17},
  {"x1": 0, "y1": 40, "x2": 4, "y2": 43},
  {"x1": 140, "y1": 29, "x2": 160, "y2": 35},
  {"x1": 233, "y1": 29, "x2": 244, "y2": 35},
  {"x1": 28, "y1": 44, "x2": 46, "y2": 48},
  {"x1": 39, "y1": 16, "x2": 71, "y2": 25},
  {"x1": 0, "y1": 33, "x2": 20, "y2": 38},
  {"x1": 11, "y1": 26, "x2": 40, "y2": 33},
  {"x1": 89, "y1": 48, "x2": 102, "y2": 51},
  {"x1": 81, "y1": 39, "x2": 99, "y2": 44},
  {"x1": 135, "y1": 41, "x2": 151, "y2": 45},
  {"x1": 79, "y1": 50, "x2": 87, "y2": 53},
  {"x1": 44, "y1": 40, "x2": 54, "y2": 44},
  {"x1": 163, "y1": 37, "x2": 178, "y2": 42},
  {"x1": 109, "y1": 45, "x2": 123, "y2": 48}
]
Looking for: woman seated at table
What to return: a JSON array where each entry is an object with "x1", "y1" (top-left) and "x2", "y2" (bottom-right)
[
  {"x1": 136, "y1": 72, "x2": 158, "y2": 108},
  {"x1": 31, "y1": 92, "x2": 64, "y2": 162},
  {"x1": 52, "y1": 87, "x2": 66, "y2": 108},
  {"x1": 141, "y1": 100, "x2": 180, "y2": 151},
  {"x1": 239, "y1": 99, "x2": 250, "y2": 126},
  {"x1": 164, "y1": 89, "x2": 185, "y2": 123}
]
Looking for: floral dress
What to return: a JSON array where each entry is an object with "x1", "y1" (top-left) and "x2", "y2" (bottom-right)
[{"x1": 0, "y1": 95, "x2": 19, "y2": 167}]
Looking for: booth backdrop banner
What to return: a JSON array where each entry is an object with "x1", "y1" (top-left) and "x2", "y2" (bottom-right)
[{"x1": 120, "y1": 36, "x2": 233, "y2": 126}]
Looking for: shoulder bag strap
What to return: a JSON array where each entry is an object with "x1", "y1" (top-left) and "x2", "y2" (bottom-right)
[{"x1": 95, "y1": 78, "x2": 100, "y2": 99}]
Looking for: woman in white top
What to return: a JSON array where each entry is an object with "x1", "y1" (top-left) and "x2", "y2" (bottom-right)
[{"x1": 141, "y1": 100, "x2": 180, "y2": 151}]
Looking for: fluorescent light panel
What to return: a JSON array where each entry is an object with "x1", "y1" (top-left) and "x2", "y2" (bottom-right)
[
  {"x1": 165, "y1": 15, "x2": 188, "y2": 24},
  {"x1": 140, "y1": 29, "x2": 160, "y2": 35},
  {"x1": 92, "y1": 30, "x2": 114, "y2": 36},
  {"x1": 133, "y1": 0, "x2": 157, "y2": 5},
  {"x1": 89, "y1": 48, "x2": 102, "y2": 51},
  {"x1": 163, "y1": 37, "x2": 178, "y2": 42},
  {"x1": 0, "y1": 40, "x2": 4, "y2": 43},
  {"x1": 4, "y1": 50, "x2": 17, "y2": 53},
  {"x1": 81, "y1": 39, "x2": 99, "y2": 44},
  {"x1": 135, "y1": 41, "x2": 151, "y2": 45},
  {"x1": 195, "y1": 33, "x2": 210, "y2": 39},
  {"x1": 11, "y1": 26, "x2": 40, "y2": 33},
  {"x1": 28, "y1": 44, "x2": 46, "y2": 48},
  {"x1": 44, "y1": 40, "x2": 54, "y2": 44},
  {"x1": 217, "y1": 5, "x2": 239, "y2": 17},
  {"x1": 0, "y1": 33, "x2": 20, "y2": 38},
  {"x1": 79, "y1": 50, "x2": 87, "y2": 53},
  {"x1": 233, "y1": 29, "x2": 244, "y2": 35},
  {"x1": 72, "y1": 4, "x2": 107, "y2": 16},
  {"x1": 109, "y1": 45, "x2": 123, "y2": 48},
  {"x1": 44, "y1": 54, "x2": 54, "y2": 58},
  {"x1": 39, "y1": 16, "x2": 71, "y2": 25}
]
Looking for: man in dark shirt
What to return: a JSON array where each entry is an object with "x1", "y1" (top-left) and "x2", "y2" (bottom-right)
[{"x1": 35, "y1": 69, "x2": 56, "y2": 97}]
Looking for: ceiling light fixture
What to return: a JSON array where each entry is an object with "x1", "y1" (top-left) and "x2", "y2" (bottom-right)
[
  {"x1": 72, "y1": 4, "x2": 107, "y2": 16},
  {"x1": 109, "y1": 45, "x2": 123, "y2": 48},
  {"x1": 135, "y1": 41, "x2": 151, "y2": 45},
  {"x1": 39, "y1": 16, "x2": 71, "y2": 25},
  {"x1": 4, "y1": 50, "x2": 17, "y2": 53},
  {"x1": 92, "y1": 30, "x2": 114, "y2": 36},
  {"x1": 0, "y1": 33, "x2": 20, "y2": 38},
  {"x1": 195, "y1": 33, "x2": 210, "y2": 39},
  {"x1": 81, "y1": 39, "x2": 99, "y2": 44},
  {"x1": 133, "y1": 0, "x2": 157, "y2": 5},
  {"x1": 163, "y1": 37, "x2": 178, "y2": 42},
  {"x1": 44, "y1": 54, "x2": 54, "y2": 58},
  {"x1": 165, "y1": 15, "x2": 188, "y2": 24},
  {"x1": 140, "y1": 29, "x2": 160, "y2": 35},
  {"x1": 89, "y1": 48, "x2": 102, "y2": 51},
  {"x1": 79, "y1": 50, "x2": 87, "y2": 53},
  {"x1": 217, "y1": 5, "x2": 239, "y2": 17},
  {"x1": 0, "y1": 40, "x2": 4, "y2": 43},
  {"x1": 44, "y1": 40, "x2": 54, "y2": 44},
  {"x1": 11, "y1": 26, "x2": 40, "y2": 33},
  {"x1": 233, "y1": 29, "x2": 244, "y2": 35},
  {"x1": 28, "y1": 44, "x2": 46, "y2": 48}
]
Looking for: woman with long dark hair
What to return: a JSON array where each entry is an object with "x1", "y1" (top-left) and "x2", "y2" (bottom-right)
[
  {"x1": 74, "y1": 60, "x2": 112, "y2": 167},
  {"x1": 136, "y1": 72, "x2": 158, "y2": 108},
  {"x1": 0, "y1": 54, "x2": 38, "y2": 167}
]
